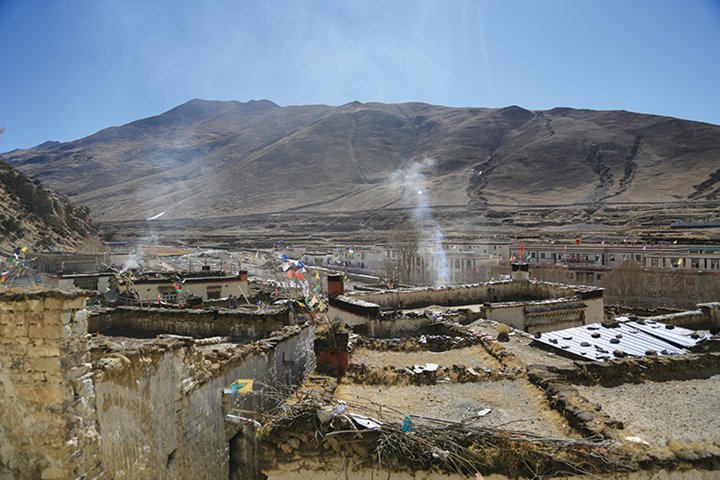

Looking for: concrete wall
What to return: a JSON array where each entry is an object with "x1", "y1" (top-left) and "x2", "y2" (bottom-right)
[
  {"x1": 0, "y1": 292, "x2": 103, "y2": 480},
  {"x1": 88, "y1": 305, "x2": 293, "y2": 340}
]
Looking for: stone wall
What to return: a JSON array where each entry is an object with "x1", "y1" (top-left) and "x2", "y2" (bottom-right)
[
  {"x1": 0, "y1": 290, "x2": 316, "y2": 480},
  {"x1": 88, "y1": 305, "x2": 293, "y2": 340},
  {"x1": 0, "y1": 291, "x2": 102, "y2": 480},
  {"x1": 351, "y1": 280, "x2": 580, "y2": 310},
  {"x1": 330, "y1": 281, "x2": 604, "y2": 336}
]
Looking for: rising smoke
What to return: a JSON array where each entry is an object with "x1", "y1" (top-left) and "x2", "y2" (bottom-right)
[{"x1": 389, "y1": 158, "x2": 449, "y2": 285}]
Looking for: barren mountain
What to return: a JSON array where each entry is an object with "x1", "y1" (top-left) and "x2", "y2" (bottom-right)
[
  {"x1": 3, "y1": 99, "x2": 720, "y2": 244},
  {"x1": 0, "y1": 160, "x2": 97, "y2": 253}
]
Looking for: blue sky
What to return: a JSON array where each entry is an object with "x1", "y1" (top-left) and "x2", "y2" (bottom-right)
[{"x1": 1, "y1": 0, "x2": 719, "y2": 152}]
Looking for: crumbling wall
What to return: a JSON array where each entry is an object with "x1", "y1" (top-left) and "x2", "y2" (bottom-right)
[
  {"x1": 0, "y1": 291, "x2": 102, "y2": 480},
  {"x1": 92, "y1": 325, "x2": 316, "y2": 479},
  {"x1": 699, "y1": 302, "x2": 720, "y2": 327},
  {"x1": 351, "y1": 280, "x2": 577, "y2": 309},
  {"x1": 93, "y1": 341, "x2": 224, "y2": 479},
  {"x1": 89, "y1": 305, "x2": 292, "y2": 340}
]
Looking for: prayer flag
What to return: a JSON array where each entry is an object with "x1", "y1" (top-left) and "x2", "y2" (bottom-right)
[{"x1": 224, "y1": 379, "x2": 253, "y2": 395}]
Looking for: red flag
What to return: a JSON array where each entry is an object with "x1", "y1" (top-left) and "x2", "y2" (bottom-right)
[{"x1": 519, "y1": 241, "x2": 525, "y2": 257}]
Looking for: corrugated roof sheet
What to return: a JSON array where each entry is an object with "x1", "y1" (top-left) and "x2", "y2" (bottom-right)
[{"x1": 531, "y1": 319, "x2": 709, "y2": 362}]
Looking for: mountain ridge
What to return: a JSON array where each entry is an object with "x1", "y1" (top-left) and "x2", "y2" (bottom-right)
[{"x1": 2, "y1": 99, "x2": 719, "y2": 241}]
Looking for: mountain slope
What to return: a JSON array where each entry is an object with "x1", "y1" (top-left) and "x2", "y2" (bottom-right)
[
  {"x1": 0, "y1": 160, "x2": 97, "y2": 253},
  {"x1": 3, "y1": 100, "x2": 719, "y2": 232}
]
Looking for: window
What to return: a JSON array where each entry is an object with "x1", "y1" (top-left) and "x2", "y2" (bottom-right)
[
  {"x1": 455, "y1": 260, "x2": 460, "y2": 269},
  {"x1": 691, "y1": 259, "x2": 700, "y2": 269},
  {"x1": 635, "y1": 254, "x2": 642, "y2": 262},
  {"x1": 206, "y1": 286, "x2": 222, "y2": 299},
  {"x1": 466, "y1": 260, "x2": 472, "y2": 268},
  {"x1": 74, "y1": 279, "x2": 98, "y2": 290},
  {"x1": 650, "y1": 259, "x2": 658, "y2": 268},
  {"x1": 158, "y1": 286, "x2": 177, "y2": 302},
  {"x1": 711, "y1": 260, "x2": 719, "y2": 270},
  {"x1": 609, "y1": 254, "x2": 616, "y2": 262},
  {"x1": 540, "y1": 253, "x2": 546, "y2": 259}
]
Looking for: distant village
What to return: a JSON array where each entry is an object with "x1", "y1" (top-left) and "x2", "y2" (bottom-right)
[{"x1": 0, "y1": 236, "x2": 719, "y2": 479}]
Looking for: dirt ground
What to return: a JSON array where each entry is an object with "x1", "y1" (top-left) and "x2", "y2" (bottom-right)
[
  {"x1": 350, "y1": 345, "x2": 502, "y2": 370},
  {"x1": 335, "y1": 380, "x2": 576, "y2": 438},
  {"x1": 578, "y1": 375, "x2": 720, "y2": 455}
]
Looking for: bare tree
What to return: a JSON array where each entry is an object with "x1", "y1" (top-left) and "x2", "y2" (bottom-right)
[{"x1": 386, "y1": 221, "x2": 419, "y2": 285}]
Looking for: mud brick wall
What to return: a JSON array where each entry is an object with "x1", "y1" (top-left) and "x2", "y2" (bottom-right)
[
  {"x1": 91, "y1": 325, "x2": 315, "y2": 480},
  {"x1": 93, "y1": 340, "x2": 230, "y2": 480},
  {"x1": 351, "y1": 280, "x2": 580, "y2": 309},
  {"x1": 0, "y1": 291, "x2": 103, "y2": 480},
  {"x1": 89, "y1": 305, "x2": 292, "y2": 340}
]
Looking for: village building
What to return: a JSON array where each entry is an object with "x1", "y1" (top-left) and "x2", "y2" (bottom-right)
[
  {"x1": 129, "y1": 269, "x2": 249, "y2": 303},
  {"x1": 513, "y1": 241, "x2": 720, "y2": 284},
  {"x1": 0, "y1": 279, "x2": 719, "y2": 479},
  {"x1": 327, "y1": 265, "x2": 604, "y2": 335}
]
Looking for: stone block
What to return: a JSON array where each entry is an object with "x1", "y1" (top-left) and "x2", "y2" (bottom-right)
[
  {"x1": 43, "y1": 296, "x2": 66, "y2": 311},
  {"x1": 57, "y1": 311, "x2": 74, "y2": 325},
  {"x1": 0, "y1": 301, "x2": 29, "y2": 312},
  {"x1": 62, "y1": 296, "x2": 87, "y2": 311},
  {"x1": 43, "y1": 311, "x2": 62, "y2": 327},
  {"x1": 25, "y1": 356, "x2": 62, "y2": 372},
  {"x1": 26, "y1": 299, "x2": 45, "y2": 313},
  {"x1": 29, "y1": 323, "x2": 62, "y2": 340},
  {"x1": 28, "y1": 345, "x2": 62, "y2": 358}
]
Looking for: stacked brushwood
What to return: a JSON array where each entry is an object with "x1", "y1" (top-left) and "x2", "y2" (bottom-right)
[{"x1": 258, "y1": 377, "x2": 636, "y2": 478}]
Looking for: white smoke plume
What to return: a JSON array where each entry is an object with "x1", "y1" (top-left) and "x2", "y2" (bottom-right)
[{"x1": 389, "y1": 158, "x2": 449, "y2": 285}]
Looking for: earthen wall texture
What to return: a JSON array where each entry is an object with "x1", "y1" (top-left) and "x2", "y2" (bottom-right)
[
  {"x1": 92, "y1": 325, "x2": 316, "y2": 479},
  {"x1": 353, "y1": 281, "x2": 576, "y2": 309},
  {"x1": 0, "y1": 292, "x2": 102, "y2": 480},
  {"x1": 89, "y1": 305, "x2": 291, "y2": 340}
]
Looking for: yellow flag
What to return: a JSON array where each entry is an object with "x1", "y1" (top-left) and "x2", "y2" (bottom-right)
[
  {"x1": 677, "y1": 258, "x2": 683, "y2": 266},
  {"x1": 230, "y1": 379, "x2": 253, "y2": 395},
  {"x1": 314, "y1": 271, "x2": 320, "y2": 280},
  {"x1": 20, "y1": 247, "x2": 28, "y2": 253}
]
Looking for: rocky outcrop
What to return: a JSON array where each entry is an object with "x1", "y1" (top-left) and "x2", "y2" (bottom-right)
[{"x1": 0, "y1": 161, "x2": 96, "y2": 253}]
